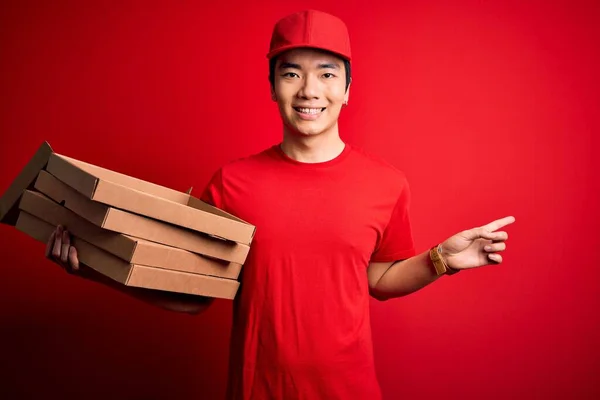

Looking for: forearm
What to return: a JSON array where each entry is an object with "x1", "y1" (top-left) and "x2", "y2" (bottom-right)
[
  {"x1": 370, "y1": 249, "x2": 441, "y2": 300},
  {"x1": 72, "y1": 264, "x2": 214, "y2": 314}
]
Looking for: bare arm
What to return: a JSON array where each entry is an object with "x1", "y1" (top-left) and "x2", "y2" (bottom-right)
[
  {"x1": 367, "y1": 216, "x2": 516, "y2": 301},
  {"x1": 368, "y1": 251, "x2": 440, "y2": 301},
  {"x1": 47, "y1": 225, "x2": 214, "y2": 315}
]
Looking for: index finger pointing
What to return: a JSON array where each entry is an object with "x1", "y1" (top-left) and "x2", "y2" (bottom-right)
[{"x1": 482, "y1": 216, "x2": 516, "y2": 232}]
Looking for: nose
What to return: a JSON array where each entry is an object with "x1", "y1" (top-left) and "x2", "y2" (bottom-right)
[{"x1": 297, "y1": 73, "x2": 320, "y2": 100}]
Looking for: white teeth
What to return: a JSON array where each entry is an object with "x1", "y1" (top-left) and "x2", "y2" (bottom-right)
[{"x1": 297, "y1": 108, "x2": 322, "y2": 114}]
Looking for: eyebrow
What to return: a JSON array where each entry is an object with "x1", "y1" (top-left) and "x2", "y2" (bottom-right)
[
  {"x1": 279, "y1": 62, "x2": 302, "y2": 70},
  {"x1": 317, "y1": 63, "x2": 340, "y2": 70},
  {"x1": 278, "y1": 62, "x2": 341, "y2": 70}
]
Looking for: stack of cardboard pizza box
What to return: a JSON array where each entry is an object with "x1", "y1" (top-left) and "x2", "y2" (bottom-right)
[{"x1": 0, "y1": 142, "x2": 255, "y2": 300}]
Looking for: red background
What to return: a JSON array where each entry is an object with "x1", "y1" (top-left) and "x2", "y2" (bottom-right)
[{"x1": 1, "y1": 1, "x2": 599, "y2": 399}]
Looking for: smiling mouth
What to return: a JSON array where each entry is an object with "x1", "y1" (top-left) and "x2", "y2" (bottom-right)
[{"x1": 293, "y1": 107, "x2": 326, "y2": 115}]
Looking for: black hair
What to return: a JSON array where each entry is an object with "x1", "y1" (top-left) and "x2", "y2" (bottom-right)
[{"x1": 268, "y1": 54, "x2": 352, "y2": 92}]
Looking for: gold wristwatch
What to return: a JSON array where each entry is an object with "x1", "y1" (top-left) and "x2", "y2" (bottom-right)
[{"x1": 430, "y1": 244, "x2": 460, "y2": 276}]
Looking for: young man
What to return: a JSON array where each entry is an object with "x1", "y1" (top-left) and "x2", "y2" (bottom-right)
[{"x1": 47, "y1": 9, "x2": 515, "y2": 400}]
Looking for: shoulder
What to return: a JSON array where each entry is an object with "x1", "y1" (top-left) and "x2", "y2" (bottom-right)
[
  {"x1": 214, "y1": 144, "x2": 278, "y2": 177},
  {"x1": 200, "y1": 145, "x2": 277, "y2": 206},
  {"x1": 348, "y1": 143, "x2": 410, "y2": 186}
]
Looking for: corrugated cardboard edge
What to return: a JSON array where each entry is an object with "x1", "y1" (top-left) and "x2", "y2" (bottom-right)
[
  {"x1": 96, "y1": 178, "x2": 256, "y2": 245},
  {"x1": 19, "y1": 189, "x2": 137, "y2": 262},
  {"x1": 19, "y1": 189, "x2": 243, "y2": 279},
  {"x1": 187, "y1": 195, "x2": 256, "y2": 229},
  {"x1": 45, "y1": 154, "x2": 100, "y2": 203},
  {"x1": 127, "y1": 265, "x2": 239, "y2": 300},
  {"x1": 56, "y1": 153, "x2": 191, "y2": 204},
  {"x1": 129, "y1": 239, "x2": 243, "y2": 280},
  {"x1": 46, "y1": 153, "x2": 256, "y2": 245},
  {"x1": 15, "y1": 211, "x2": 239, "y2": 299},
  {"x1": 34, "y1": 170, "x2": 110, "y2": 227},
  {"x1": 100, "y1": 206, "x2": 250, "y2": 265},
  {"x1": 35, "y1": 170, "x2": 250, "y2": 265},
  {"x1": 0, "y1": 141, "x2": 53, "y2": 225},
  {"x1": 15, "y1": 210, "x2": 133, "y2": 283}
]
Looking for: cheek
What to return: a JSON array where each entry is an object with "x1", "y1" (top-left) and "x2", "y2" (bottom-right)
[
  {"x1": 275, "y1": 81, "x2": 299, "y2": 97},
  {"x1": 327, "y1": 86, "x2": 347, "y2": 103},
  {"x1": 274, "y1": 93, "x2": 291, "y2": 111},
  {"x1": 276, "y1": 96, "x2": 296, "y2": 113}
]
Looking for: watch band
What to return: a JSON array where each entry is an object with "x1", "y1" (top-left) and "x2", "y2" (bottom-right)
[{"x1": 429, "y1": 244, "x2": 460, "y2": 276}]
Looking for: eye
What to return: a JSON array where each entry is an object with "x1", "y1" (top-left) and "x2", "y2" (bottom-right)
[
  {"x1": 323, "y1": 73, "x2": 336, "y2": 79},
  {"x1": 282, "y1": 72, "x2": 299, "y2": 78}
]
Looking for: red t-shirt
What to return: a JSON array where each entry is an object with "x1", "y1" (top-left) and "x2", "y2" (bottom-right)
[{"x1": 201, "y1": 142, "x2": 416, "y2": 400}]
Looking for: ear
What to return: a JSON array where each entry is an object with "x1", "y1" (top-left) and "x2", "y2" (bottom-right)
[
  {"x1": 270, "y1": 85, "x2": 277, "y2": 102},
  {"x1": 344, "y1": 78, "x2": 352, "y2": 103}
]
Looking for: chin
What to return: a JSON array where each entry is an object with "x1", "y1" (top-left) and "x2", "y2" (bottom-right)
[
  {"x1": 291, "y1": 126, "x2": 327, "y2": 137},
  {"x1": 287, "y1": 119, "x2": 333, "y2": 137}
]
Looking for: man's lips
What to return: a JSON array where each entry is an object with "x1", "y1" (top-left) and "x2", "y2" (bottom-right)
[{"x1": 293, "y1": 107, "x2": 326, "y2": 115}]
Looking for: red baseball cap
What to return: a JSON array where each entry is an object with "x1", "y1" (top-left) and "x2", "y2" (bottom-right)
[{"x1": 266, "y1": 10, "x2": 352, "y2": 62}]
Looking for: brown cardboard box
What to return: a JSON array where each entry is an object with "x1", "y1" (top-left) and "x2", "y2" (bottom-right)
[
  {"x1": 15, "y1": 211, "x2": 240, "y2": 300},
  {"x1": 0, "y1": 142, "x2": 53, "y2": 225},
  {"x1": 0, "y1": 141, "x2": 256, "y2": 246},
  {"x1": 19, "y1": 189, "x2": 242, "y2": 280},
  {"x1": 34, "y1": 170, "x2": 250, "y2": 265},
  {"x1": 46, "y1": 152, "x2": 255, "y2": 245}
]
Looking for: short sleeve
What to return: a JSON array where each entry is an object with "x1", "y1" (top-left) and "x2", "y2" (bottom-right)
[
  {"x1": 200, "y1": 168, "x2": 225, "y2": 209},
  {"x1": 370, "y1": 179, "x2": 416, "y2": 262}
]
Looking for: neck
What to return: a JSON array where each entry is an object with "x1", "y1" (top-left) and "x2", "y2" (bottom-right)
[{"x1": 280, "y1": 124, "x2": 346, "y2": 163}]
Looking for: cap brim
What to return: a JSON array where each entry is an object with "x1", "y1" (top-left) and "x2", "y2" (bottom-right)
[{"x1": 266, "y1": 44, "x2": 351, "y2": 62}]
